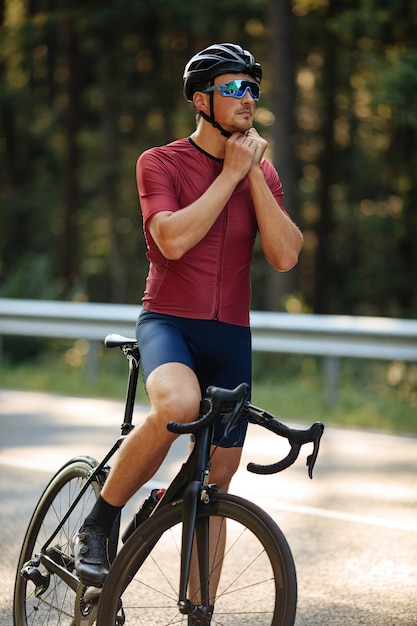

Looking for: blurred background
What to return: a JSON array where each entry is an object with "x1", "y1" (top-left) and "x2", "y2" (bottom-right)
[{"x1": 0, "y1": 0, "x2": 416, "y2": 431}]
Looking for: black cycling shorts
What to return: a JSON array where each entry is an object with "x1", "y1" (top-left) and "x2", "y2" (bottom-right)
[{"x1": 136, "y1": 310, "x2": 251, "y2": 448}]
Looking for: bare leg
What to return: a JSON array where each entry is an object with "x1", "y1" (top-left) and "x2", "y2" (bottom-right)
[{"x1": 101, "y1": 362, "x2": 202, "y2": 507}]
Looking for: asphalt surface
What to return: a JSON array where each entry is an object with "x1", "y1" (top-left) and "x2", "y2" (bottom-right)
[{"x1": 1, "y1": 389, "x2": 416, "y2": 625}]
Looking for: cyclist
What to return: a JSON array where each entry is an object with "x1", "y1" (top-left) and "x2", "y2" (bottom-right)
[{"x1": 73, "y1": 42, "x2": 303, "y2": 604}]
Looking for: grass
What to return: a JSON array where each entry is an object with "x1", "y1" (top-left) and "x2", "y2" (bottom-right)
[
  {"x1": 251, "y1": 353, "x2": 417, "y2": 436},
  {"x1": 1, "y1": 340, "x2": 416, "y2": 436}
]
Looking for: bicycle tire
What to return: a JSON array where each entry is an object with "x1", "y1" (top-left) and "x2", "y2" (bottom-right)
[
  {"x1": 13, "y1": 455, "x2": 104, "y2": 626},
  {"x1": 97, "y1": 491, "x2": 297, "y2": 626}
]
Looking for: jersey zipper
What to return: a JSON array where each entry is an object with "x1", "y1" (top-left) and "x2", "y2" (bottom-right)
[{"x1": 213, "y1": 204, "x2": 228, "y2": 321}]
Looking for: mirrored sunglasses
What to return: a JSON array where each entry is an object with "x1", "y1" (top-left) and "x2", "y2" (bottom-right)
[{"x1": 201, "y1": 79, "x2": 261, "y2": 101}]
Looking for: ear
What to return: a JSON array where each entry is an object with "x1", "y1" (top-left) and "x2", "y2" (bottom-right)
[{"x1": 193, "y1": 91, "x2": 209, "y2": 113}]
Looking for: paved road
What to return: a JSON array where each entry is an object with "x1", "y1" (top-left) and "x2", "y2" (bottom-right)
[{"x1": 1, "y1": 389, "x2": 416, "y2": 625}]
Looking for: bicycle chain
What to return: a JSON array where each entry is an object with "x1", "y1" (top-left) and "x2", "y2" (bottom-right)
[
  {"x1": 32, "y1": 587, "x2": 99, "y2": 624},
  {"x1": 33, "y1": 594, "x2": 74, "y2": 620},
  {"x1": 50, "y1": 543, "x2": 75, "y2": 565}
]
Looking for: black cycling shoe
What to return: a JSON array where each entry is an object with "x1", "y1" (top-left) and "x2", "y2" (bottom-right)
[{"x1": 73, "y1": 525, "x2": 110, "y2": 587}]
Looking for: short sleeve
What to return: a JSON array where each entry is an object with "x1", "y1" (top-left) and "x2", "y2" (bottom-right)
[
  {"x1": 136, "y1": 149, "x2": 180, "y2": 225},
  {"x1": 260, "y1": 159, "x2": 286, "y2": 212}
]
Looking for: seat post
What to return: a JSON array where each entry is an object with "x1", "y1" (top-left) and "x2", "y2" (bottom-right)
[{"x1": 121, "y1": 347, "x2": 140, "y2": 435}]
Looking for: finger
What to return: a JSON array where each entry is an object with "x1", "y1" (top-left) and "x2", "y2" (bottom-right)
[{"x1": 245, "y1": 127, "x2": 259, "y2": 138}]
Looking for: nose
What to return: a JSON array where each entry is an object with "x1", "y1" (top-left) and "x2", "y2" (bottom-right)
[{"x1": 241, "y1": 88, "x2": 255, "y2": 104}]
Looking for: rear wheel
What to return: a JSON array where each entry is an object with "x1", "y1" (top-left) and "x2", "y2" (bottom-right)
[
  {"x1": 98, "y1": 491, "x2": 297, "y2": 625},
  {"x1": 13, "y1": 456, "x2": 104, "y2": 626}
]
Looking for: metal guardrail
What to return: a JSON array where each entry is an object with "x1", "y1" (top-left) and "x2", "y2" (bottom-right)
[
  {"x1": 0, "y1": 299, "x2": 138, "y2": 341},
  {"x1": 1, "y1": 298, "x2": 417, "y2": 405}
]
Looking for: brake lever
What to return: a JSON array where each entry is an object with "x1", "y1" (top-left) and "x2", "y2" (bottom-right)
[{"x1": 305, "y1": 422, "x2": 324, "y2": 479}]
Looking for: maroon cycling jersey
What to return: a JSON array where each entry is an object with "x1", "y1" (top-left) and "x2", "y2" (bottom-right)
[{"x1": 136, "y1": 137, "x2": 285, "y2": 327}]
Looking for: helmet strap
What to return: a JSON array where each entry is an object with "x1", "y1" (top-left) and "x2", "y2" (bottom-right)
[
  {"x1": 200, "y1": 110, "x2": 231, "y2": 138},
  {"x1": 200, "y1": 88, "x2": 231, "y2": 138}
]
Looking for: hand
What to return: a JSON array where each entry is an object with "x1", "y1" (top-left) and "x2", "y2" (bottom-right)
[
  {"x1": 245, "y1": 127, "x2": 268, "y2": 168},
  {"x1": 223, "y1": 131, "x2": 260, "y2": 182}
]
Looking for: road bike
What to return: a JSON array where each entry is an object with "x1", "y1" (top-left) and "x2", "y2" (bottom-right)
[{"x1": 13, "y1": 333, "x2": 324, "y2": 626}]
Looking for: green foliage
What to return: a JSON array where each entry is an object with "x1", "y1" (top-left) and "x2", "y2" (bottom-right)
[
  {"x1": 1, "y1": 0, "x2": 416, "y2": 318},
  {"x1": 252, "y1": 352, "x2": 417, "y2": 434},
  {"x1": 294, "y1": 0, "x2": 417, "y2": 316},
  {"x1": 0, "y1": 0, "x2": 267, "y2": 304}
]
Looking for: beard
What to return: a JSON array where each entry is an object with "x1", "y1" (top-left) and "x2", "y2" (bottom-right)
[{"x1": 228, "y1": 110, "x2": 254, "y2": 134}]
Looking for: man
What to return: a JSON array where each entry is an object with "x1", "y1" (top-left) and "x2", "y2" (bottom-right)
[{"x1": 73, "y1": 42, "x2": 303, "y2": 596}]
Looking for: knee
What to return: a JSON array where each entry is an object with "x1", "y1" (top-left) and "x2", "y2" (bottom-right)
[
  {"x1": 148, "y1": 385, "x2": 201, "y2": 426},
  {"x1": 154, "y1": 391, "x2": 200, "y2": 426},
  {"x1": 146, "y1": 364, "x2": 202, "y2": 426}
]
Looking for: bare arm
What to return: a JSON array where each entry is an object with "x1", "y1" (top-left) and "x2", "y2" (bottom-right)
[{"x1": 246, "y1": 128, "x2": 303, "y2": 271}]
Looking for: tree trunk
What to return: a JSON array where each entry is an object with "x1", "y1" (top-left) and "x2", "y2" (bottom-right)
[{"x1": 59, "y1": 0, "x2": 81, "y2": 295}]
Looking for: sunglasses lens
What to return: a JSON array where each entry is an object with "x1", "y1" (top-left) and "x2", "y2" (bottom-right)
[
  {"x1": 247, "y1": 82, "x2": 260, "y2": 99},
  {"x1": 222, "y1": 80, "x2": 260, "y2": 100}
]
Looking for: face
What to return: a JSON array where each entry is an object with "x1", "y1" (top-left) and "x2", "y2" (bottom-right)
[{"x1": 196, "y1": 73, "x2": 258, "y2": 134}]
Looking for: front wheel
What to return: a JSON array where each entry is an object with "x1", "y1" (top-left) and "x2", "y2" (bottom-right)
[
  {"x1": 97, "y1": 491, "x2": 297, "y2": 626},
  {"x1": 13, "y1": 455, "x2": 105, "y2": 626}
]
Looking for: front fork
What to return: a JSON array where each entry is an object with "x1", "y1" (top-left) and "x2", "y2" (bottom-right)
[{"x1": 178, "y1": 470, "x2": 214, "y2": 616}]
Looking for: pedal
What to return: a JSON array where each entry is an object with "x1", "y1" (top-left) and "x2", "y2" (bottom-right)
[{"x1": 83, "y1": 585, "x2": 102, "y2": 603}]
